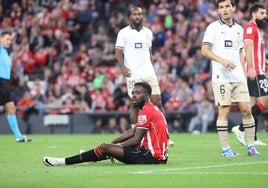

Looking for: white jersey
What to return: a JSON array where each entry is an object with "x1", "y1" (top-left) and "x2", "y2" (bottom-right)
[
  {"x1": 202, "y1": 19, "x2": 246, "y2": 83},
  {"x1": 115, "y1": 26, "x2": 157, "y2": 79}
]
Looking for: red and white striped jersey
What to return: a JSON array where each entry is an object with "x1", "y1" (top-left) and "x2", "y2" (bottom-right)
[
  {"x1": 243, "y1": 21, "x2": 266, "y2": 75},
  {"x1": 136, "y1": 102, "x2": 169, "y2": 160}
]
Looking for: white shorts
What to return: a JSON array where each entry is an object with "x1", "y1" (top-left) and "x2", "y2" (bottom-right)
[{"x1": 212, "y1": 82, "x2": 250, "y2": 106}]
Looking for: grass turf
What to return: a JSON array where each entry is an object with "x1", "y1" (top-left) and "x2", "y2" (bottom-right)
[{"x1": 0, "y1": 133, "x2": 267, "y2": 188}]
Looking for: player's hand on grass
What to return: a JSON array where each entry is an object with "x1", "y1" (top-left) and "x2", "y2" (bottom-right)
[{"x1": 110, "y1": 157, "x2": 115, "y2": 164}]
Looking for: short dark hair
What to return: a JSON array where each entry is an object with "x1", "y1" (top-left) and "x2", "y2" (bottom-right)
[
  {"x1": 134, "y1": 82, "x2": 152, "y2": 95},
  {"x1": 1, "y1": 31, "x2": 11, "y2": 37},
  {"x1": 216, "y1": 0, "x2": 237, "y2": 8},
  {"x1": 128, "y1": 6, "x2": 142, "y2": 17},
  {"x1": 249, "y1": 3, "x2": 265, "y2": 18}
]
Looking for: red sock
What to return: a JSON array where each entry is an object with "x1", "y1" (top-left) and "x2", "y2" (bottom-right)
[
  {"x1": 94, "y1": 146, "x2": 103, "y2": 158},
  {"x1": 256, "y1": 102, "x2": 265, "y2": 112}
]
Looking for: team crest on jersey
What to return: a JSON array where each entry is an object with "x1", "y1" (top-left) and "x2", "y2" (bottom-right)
[
  {"x1": 237, "y1": 32, "x2": 241, "y2": 39},
  {"x1": 246, "y1": 27, "x2": 253, "y2": 34},
  {"x1": 138, "y1": 115, "x2": 147, "y2": 124}
]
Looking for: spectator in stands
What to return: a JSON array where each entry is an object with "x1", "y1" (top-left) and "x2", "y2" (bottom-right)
[
  {"x1": 73, "y1": 43, "x2": 89, "y2": 68},
  {"x1": 103, "y1": 117, "x2": 120, "y2": 134},
  {"x1": 91, "y1": 88, "x2": 106, "y2": 112},
  {"x1": 73, "y1": 96, "x2": 90, "y2": 113},
  {"x1": 179, "y1": 95, "x2": 197, "y2": 113},
  {"x1": 42, "y1": 28, "x2": 57, "y2": 66},
  {"x1": 66, "y1": 9, "x2": 81, "y2": 44},
  {"x1": 76, "y1": 0, "x2": 93, "y2": 43},
  {"x1": 60, "y1": 84, "x2": 75, "y2": 102},
  {"x1": 105, "y1": 96, "x2": 117, "y2": 111},
  {"x1": 16, "y1": 90, "x2": 41, "y2": 134},
  {"x1": 187, "y1": 98, "x2": 215, "y2": 134},
  {"x1": 169, "y1": 118, "x2": 184, "y2": 133},
  {"x1": 164, "y1": 90, "x2": 183, "y2": 112},
  {"x1": 29, "y1": 26, "x2": 44, "y2": 53},
  {"x1": 106, "y1": 15, "x2": 120, "y2": 43},
  {"x1": 92, "y1": 118, "x2": 105, "y2": 134},
  {"x1": 113, "y1": 83, "x2": 129, "y2": 110},
  {"x1": 101, "y1": 41, "x2": 117, "y2": 66},
  {"x1": 92, "y1": 68, "x2": 105, "y2": 90},
  {"x1": 66, "y1": 64, "x2": 81, "y2": 88},
  {"x1": 60, "y1": 96, "x2": 74, "y2": 114},
  {"x1": 118, "y1": 117, "x2": 129, "y2": 133},
  {"x1": 74, "y1": 83, "x2": 92, "y2": 109}
]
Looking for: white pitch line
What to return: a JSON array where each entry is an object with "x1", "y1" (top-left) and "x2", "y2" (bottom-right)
[
  {"x1": 163, "y1": 172, "x2": 268, "y2": 175},
  {"x1": 131, "y1": 161, "x2": 268, "y2": 174}
]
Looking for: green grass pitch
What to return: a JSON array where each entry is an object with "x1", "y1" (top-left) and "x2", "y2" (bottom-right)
[{"x1": 0, "y1": 133, "x2": 267, "y2": 188}]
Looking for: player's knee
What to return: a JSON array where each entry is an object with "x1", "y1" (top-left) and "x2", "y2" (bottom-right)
[
  {"x1": 99, "y1": 143, "x2": 109, "y2": 154},
  {"x1": 6, "y1": 106, "x2": 16, "y2": 114},
  {"x1": 240, "y1": 108, "x2": 251, "y2": 118}
]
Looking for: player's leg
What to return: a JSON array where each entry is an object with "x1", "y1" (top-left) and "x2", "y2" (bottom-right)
[
  {"x1": 217, "y1": 106, "x2": 232, "y2": 151},
  {"x1": 5, "y1": 101, "x2": 31, "y2": 142},
  {"x1": 146, "y1": 77, "x2": 164, "y2": 113},
  {"x1": 150, "y1": 94, "x2": 164, "y2": 112},
  {"x1": 129, "y1": 102, "x2": 139, "y2": 127},
  {"x1": 235, "y1": 81, "x2": 260, "y2": 156},
  {"x1": 213, "y1": 82, "x2": 239, "y2": 156},
  {"x1": 1, "y1": 80, "x2": 30, "y2": 142},
  {"x1": 43, "y1": 143, "x2": 124, "y2": 166},
  {"x1": 238, "y1": 102, "x2": 255, "y2": 145},
  {"x1": 126, "y1": 77, "x2": 139, "y2": 127},
  {"x1": 231, "y1": 98, "x2": 256, "y2": 146},
  {"x1": 248, "y1": 75, "x2": 268, "y2": 145},
  {"x1": 252, "y1": 96, "x2": 268, "y2": 145},
  {"x1": 238, "y1": 102, "x2": 260, "y2": 156}
]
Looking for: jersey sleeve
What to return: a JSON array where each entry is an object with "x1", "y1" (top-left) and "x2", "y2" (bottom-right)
[
  {"x1": 243, "y1": 23, "x2": 255, "y2": 41},
  {"x1": 137, "y1": 114, "x2": 149, "y2": 129},
  {"x1": 148, "y1": 29, "x2": 153, "y2": 48},
  {"x1": 202, "y1": 23, "x2": 215, "y2": 45},
  {"x1": 137, "y1": 107, "x2": 150, "y2": 129},
  {"x1": 115, "y1": 29, "x2": 125, "y2": 49}
]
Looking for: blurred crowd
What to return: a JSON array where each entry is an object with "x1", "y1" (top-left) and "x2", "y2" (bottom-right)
[{"x1": 1, "y1": 0, "x2": 268, "y2": 133}]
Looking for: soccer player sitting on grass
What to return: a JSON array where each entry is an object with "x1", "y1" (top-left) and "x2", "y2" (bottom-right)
[{"x1": 43, "y1": 82, "x2": 169, "y2": 166}]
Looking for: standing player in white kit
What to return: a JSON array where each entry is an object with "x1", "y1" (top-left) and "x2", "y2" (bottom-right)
[{"x1": 115, "y1": 6, "x2": 173, "y2": 145}]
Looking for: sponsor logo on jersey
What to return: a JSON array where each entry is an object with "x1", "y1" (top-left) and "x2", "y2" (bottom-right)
[
  {"x1": 135, "y1": 43, "x2": 142, "y2": 48},
  {"x1": 224, "y1": 40, "x2": 232, "y2": 47},
  {"x1": 138, "y1": 115, "x2": 147, "y2": 124}
]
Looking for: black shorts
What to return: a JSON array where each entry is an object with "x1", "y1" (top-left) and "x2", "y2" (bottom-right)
[
  {"x1": 247, "y1": 75, "x2": 268, "y2": 97},
  {"x1": 0, "y1": 78, "x2": 12, "y2": 106},
  {"x1": 122, "y1": 146, "x2": 167, "y2": 164}
]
